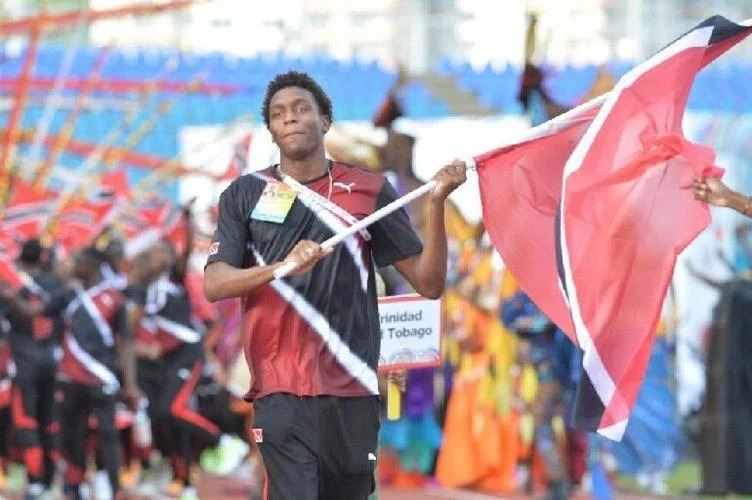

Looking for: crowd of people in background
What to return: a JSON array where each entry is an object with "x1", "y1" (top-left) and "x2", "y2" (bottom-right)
[{"x1": 0, "y1": 210, "x2": 256, "y2": 500}]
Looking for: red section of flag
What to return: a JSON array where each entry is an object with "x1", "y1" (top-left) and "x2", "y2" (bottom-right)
[
  {"x1": 221, "y1": 133, "x2": 252, "y2": 181},
  {"x1": 99, "y1": 169, "x2": 131, "y2": 200},
  {"x1": 476, "y1": 101, "x2": 604, "y2": 340}
]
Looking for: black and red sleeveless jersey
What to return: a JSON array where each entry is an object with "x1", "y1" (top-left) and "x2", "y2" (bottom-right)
[{"x1": 206, "y1": 162, "x2": 423, "y2": 401}]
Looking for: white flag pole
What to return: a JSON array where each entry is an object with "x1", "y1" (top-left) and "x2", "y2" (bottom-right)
[{"x1": 273, "y1": 158, "x2": 476, "y2": 280}]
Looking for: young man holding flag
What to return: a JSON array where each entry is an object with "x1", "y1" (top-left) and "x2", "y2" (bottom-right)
[{"x1": 203, "y1": 70, "x2": 465, "y2": 499}]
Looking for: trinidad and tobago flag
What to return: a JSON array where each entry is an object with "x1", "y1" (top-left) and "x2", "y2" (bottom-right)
[{"x1": 476, "y1": 16, "x2": 752, "y2": 440}]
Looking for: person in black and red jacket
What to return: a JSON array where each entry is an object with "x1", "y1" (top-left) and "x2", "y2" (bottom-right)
[
  {"x1": 0, "y1": 239, "x2": 65, "y2": 499},
  {"x1": 131, "y1": 207, "x2": 247, "y2": 499}
]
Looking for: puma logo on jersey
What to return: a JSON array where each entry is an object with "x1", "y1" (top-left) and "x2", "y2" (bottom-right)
[{"x1": 333, "y1": 181, "x2": 355, "y2": 194}]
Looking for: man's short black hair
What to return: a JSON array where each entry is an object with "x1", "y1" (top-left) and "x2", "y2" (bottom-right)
[{"x1": 262, "y1": 71, "x2": 333, "y2": 127}]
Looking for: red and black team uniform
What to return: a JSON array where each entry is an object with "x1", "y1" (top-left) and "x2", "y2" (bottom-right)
[
  {"x1": 129, "y1": 287, "x2": 170, "y2": 460},
  {"x1": 139, "y1": 272, "x2": 219, "y2": 486},
  {"x1": 206, "y1": 162, "x2": 423, "y2": 499},
  {"x1": 47, "y1": 280, "x2": 129, "y2": 499},
  {"x1": 2, "y1": 272, "x2": 65, "y2": 491}
]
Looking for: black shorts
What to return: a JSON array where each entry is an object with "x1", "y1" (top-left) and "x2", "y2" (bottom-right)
[{"x1": 253, "y1": 393, "x2": 380, "y2": 500}]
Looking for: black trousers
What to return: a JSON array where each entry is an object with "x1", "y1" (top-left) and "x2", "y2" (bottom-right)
[
  {"x1": 11, "y1": 355, "x2": 58, "y2": 486},
  {"x1": 0, "y1": 400, "x2": 10, "y2": 463},
  {"x1": 253, "y1": 393, "x2": 380, "y2": 500},
  {"x1": 58, "y1": 381, "x2": 119, "y2": 495},
  {"x1": 154, "y1": 343, "x2": 220, "y2": 484},
  {"x1": 137, "y1": 357, "x2": 171, "y2": 458}
]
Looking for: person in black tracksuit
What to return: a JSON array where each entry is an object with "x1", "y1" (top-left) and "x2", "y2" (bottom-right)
[
  {"x1": 0, "y1": 239, "x2": 65, "y2": 499},
  {"x1": 133, "y1": 208, "x2": 223, "y2": 491}
]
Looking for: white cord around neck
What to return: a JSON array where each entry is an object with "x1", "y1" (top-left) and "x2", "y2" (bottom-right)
[
  {"x1": 277, "y1": 164, "x2": 371, "y2": 241},
  {"x1": 278, "y1": 162, "x2": 332, "y2": 201}
]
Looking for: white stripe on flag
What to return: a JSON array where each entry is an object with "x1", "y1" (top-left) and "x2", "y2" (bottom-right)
[
  {"x1": 599, "y1": 419, "x2": 629, "y2": 442},
  {"x1": 557, "y1": 25, "x2": 716, "y2": 439},
  {"x1": 251, "y1": 245, "x2": 378, "y2": 395}
]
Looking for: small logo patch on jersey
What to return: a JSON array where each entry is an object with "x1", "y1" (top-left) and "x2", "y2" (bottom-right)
[
  {"x1": 209, "y1": 242, "x2": 220, "y2": 255},
  {"x1": 368, "y1": 452, "x2": 377, "y2": 461},
  {"x1": 333, "y1": 181, "x2": 356, "y2": 194},
  {"x1": 252, "y1": 428, "x2": 263, "y2": 443}
]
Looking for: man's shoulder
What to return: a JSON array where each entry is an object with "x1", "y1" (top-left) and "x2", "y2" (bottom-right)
[{"x1": 223, "y1": 168, "x2": 274, "y2": 198}]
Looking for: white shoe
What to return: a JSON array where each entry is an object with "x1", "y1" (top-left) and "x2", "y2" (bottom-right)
[
  {"x1": 91, "y1": 471, "x2": 112, "y2": 500},
  {"x1": 212, "y1": 434, "x2": 250, "y2": 476},
  {"x1": 179, "y1": 486, "x2": 198, "y2": 500}
]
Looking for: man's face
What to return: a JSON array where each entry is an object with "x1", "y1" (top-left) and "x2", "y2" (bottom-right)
[{"x1": 268, "y1": 86, "x2": 329, "y2": 161}]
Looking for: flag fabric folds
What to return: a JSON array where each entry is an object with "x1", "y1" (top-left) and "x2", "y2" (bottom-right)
[{"x1": 476, "y1": 15, "x2": 752, "y2": 440}]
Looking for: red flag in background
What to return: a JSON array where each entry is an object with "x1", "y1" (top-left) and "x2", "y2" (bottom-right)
[
  {"x1": 97, "y1": 169, "x2": 131, "y2": 201},
  {"x1": 0, "y1": 235, "x2": 21, "y2": 287},
  {"x1": 1, "y1": 179, "x2": 56, "y2": 238},
  {"x1": 476, "y1": 15, "x2": 752, "y2": 440},
  {"x1": 120, "y1": 200, "x2": 188, "y2": 259},
  {"x1": 219, "y1": 132, "x2": 252, "y2": 181},
  {"x1": 56, "y1": 199, "x2": 121, "y2": 254}
]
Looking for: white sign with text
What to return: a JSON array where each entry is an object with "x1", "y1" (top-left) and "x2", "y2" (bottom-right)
[{"x1": 378, "y1": 294, "x2": 442, "y2": 371}]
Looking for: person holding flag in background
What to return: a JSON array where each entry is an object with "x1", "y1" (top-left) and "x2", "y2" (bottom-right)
[
  {"x1": 693, "y1": 176, "x2": 752, "y2": 217},
  {"x1": 203, "y1": 70, "x2": 466, "y2": 500}
]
